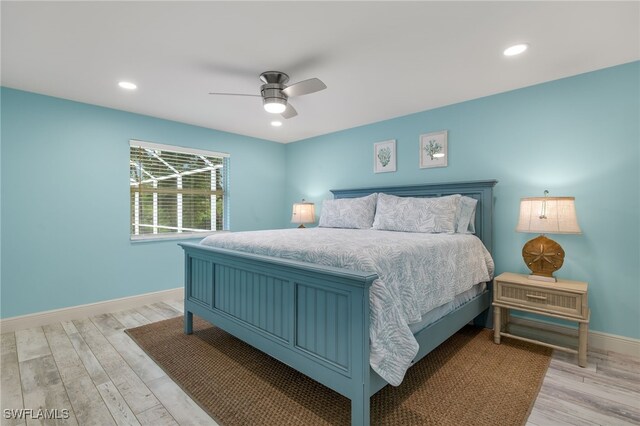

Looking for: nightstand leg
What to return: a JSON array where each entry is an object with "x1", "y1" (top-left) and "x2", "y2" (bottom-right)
[
  {"x1": 494, "y1": 307, "x2": 501, "y2": 344},
  {"x1": 502, "y1": 308, "x2": 509, "y2": 332},
  {"x1": 578, "y1": 322, "x2": 588, "y2": 367}
]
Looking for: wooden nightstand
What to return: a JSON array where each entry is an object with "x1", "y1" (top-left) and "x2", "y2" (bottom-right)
[{"x1": 493, "y1": 272, "x2": 590, "y2": 367}]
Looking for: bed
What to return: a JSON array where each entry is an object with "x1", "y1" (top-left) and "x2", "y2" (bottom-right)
[{"x1": 180, "y1": 180, "x2": 497, "y2": 425}]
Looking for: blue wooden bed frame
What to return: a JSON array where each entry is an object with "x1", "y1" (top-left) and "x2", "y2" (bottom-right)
[{"x1": 180, "y1": 180, "x2": 497, "y2": 425}]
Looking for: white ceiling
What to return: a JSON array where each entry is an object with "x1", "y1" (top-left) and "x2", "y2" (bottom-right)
[{"x1": 2, "y1": 2, "x2": 638, "y2": 143}]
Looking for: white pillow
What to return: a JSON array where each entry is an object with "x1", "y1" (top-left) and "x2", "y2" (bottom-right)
[
  {"x1": 318, "y1": 193, "x2": 377, "y2": 229},
  {"x1": 455, "y1": 196, "x2": 478, "y2": 234},
  {"x1": 372, "y1": 193, "x2": 460, "y2": 233}
]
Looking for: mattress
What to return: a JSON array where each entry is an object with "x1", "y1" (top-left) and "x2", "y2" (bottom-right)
[
  {"x1": 408, "y1": 283, "x2": 487, "y2": 334},
  {"x1": 200, "y1": 227, "x2": 494, "y2": 386}
]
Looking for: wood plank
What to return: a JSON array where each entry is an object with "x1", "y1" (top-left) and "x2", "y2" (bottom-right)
[
  {"x1": 528, "y1": 405, "x2": 599, "y2": 426},
  {"x1": 14, "y1": 328, "x2": 50, "y2": 362},
  {"x1": 90, "y1": 314, "x2": 126, "y2": 337},
  {"x1": 42, "y1": 324, "x2": 116, "y2": 426},
  {"x1": 539, "y1": 377, "x2": 640, "y2": 424},
  {"x1": 550, "y1": 349, "x2": 597, "y2": 372},
  {"x1": 60, "y1": 321, "x2": 111, "y2": 387},
  {"x1": 72, "y1": 319, "x2": 159, "y2": 414},
  {"x1": 111, "y1": 310, "x2": 150, "y2": 329},
  {"x1": 96, "y1": 382, "x2": 140, "y2": 426},
  {"x1": 19, "y1": 354, "x2": 78, "y2": 425},
  {"x1": 162, "y1": 300, "x2": 184, "y2": 314},
  {"x1": 549, "y1": 358, "x2": 640, "y2": 393},
  {"x1": 588, "y1": 350, "x2": 640, "y2": 369},
  {"x1": 1, "y1": 333, "x2": 26, "y2": 426},
  {"x1": 544, "y1": 374, "x2": 640, "y2": 414},
  {"x1": 546, "y1": 363, "x2": 585, "y2": 383},
  {"x1": 42, "y1": 324, "x2": 90, "y2": 384},
  {"x1": 597, "y1": 363, "x2": 640, "y2": 383},
  {"x1": 89, "y1": 309, "x2": 162, "y2": 393},
  {"x1": 533, "y1": 393, "x2": 628, "y2": 426},
  {"x1": 89, "y1": 319, "x2": 165, "y2": 384},
  {"x1": 150, "y1": 302, "x2": 181, "y2": 319},
  {"x1": 135, "y1": 405, "x2": 178, "y2": 426},
  {"x1": 146, "y1": 376, "x2": 217, "y2": 425},
  {"x1": 134, "y1": 306, "x2": 165, "y2": 323},
  {"x1": 583, "y1": 374, "x2": 640, "y2": 402},
  {"x1": 553, "y1": 348, "x2": 639, "y2": 377},
  {"x1": 63, "y1": 376, "x2": 117, "y2": 426}
]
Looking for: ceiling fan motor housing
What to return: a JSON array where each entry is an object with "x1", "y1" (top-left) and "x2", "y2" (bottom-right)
[
  {"x1": 260, "y1": 71, "x2": 289, "y2": 110},
  {"x1": 261, "y1": 83, "x2": 288, "y2": 102},
  {"x1": 259, "y1": 71, "x2": 289, "y2": 85}
]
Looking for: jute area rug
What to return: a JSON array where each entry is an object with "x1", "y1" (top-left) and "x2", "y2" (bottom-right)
[{"x1": 126, "y1": 316, "x2": 551, "y2": 426}]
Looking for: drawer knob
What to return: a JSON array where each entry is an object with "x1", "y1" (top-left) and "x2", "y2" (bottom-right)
[{"x1": 526, "y1": 294, "x2": 547, "y2": 301}]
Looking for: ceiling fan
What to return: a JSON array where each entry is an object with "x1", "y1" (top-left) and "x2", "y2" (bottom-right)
[{"x1": 209, "y1": 71, "x2": 327, "y2": 119}]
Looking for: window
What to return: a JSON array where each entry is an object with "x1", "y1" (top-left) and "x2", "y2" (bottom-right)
[{"x1": 129, "y1": 140, "x2": 229, "y2": 240}]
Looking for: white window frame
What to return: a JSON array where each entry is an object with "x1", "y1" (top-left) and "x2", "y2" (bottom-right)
[{"x1": 129, "y1": 140, "x2": 230, "y2": 242}]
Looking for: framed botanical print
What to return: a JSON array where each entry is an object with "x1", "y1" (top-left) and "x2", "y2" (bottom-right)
[
  {"x1": 420, "y1": 131, "x2": 448, "y2": 169},
  {"x1": 374, "y1": 139, "x2": 396, "y2": 173}
]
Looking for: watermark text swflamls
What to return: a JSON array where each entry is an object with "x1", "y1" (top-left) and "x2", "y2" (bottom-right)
[{"x1": 4, "y1": 409, "x2": 70, "y2": 420}]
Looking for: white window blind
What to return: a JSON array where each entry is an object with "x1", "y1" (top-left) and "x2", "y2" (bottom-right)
[{"x1": 129, "y1": 140, "x2": 229, "y2": 240}]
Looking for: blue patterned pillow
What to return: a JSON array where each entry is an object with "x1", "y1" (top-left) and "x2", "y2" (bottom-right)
[
  {"x1": 372, "y1": 193, "x2": 460, "y2": 233},
  {"x1": 455, "y1": 196, "x2": 478, "y2": 234},
  {"x1": 318, "y1": 193, "x2": 378, "y2": 229}
]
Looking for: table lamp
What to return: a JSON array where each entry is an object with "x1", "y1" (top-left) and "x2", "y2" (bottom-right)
[
  {"x1": 291, "y1": 199, "x2": 315, "y2": 228},
  {"x1": 516, "y1": 191, "x2": 581, "y2": 282}
]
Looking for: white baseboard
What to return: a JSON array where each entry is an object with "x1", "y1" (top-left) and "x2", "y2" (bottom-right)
[
  {"x1": 0, "y1": 287, "x2": 184, "y2": 333},
  {"x1": 510, "y1": 317, "x2": 640, "y2": 358}
]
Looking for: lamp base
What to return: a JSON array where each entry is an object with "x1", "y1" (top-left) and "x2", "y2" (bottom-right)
[
  {"x1": 522, "y1": 235, "x2": 565, "y2": 281},
  {"x1": 297, "y1": 224, "x2": 306, "y2": 228}
]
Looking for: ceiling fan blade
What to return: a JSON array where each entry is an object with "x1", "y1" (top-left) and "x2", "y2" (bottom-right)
[
  {"x1": 281, "y1": 78, "x2": 326, "y2": 97},
  {"x1": 281, "y1": 103, "x2": 298, "y2": 119},
  {"x1": 208, "y1": 92, "x2": 261, "y2": 97}
]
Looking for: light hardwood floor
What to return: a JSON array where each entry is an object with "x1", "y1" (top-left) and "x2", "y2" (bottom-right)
[{"x1": 2, "y1": 300, "x2": 639, "y2": 426}]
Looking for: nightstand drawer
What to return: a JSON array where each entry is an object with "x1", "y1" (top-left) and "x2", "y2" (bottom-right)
[{"x1": 495, "y1": 282, "x2": 585, "y2": 319}]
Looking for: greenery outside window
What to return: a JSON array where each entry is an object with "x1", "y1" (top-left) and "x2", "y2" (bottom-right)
[{"x1": 129, "y1": 140, "x2": 229, "y2": 240}]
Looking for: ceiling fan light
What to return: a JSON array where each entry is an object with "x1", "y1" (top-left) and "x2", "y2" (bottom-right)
[{"x1": 263, "y1": 98, "x2": 287, "y2": 114}]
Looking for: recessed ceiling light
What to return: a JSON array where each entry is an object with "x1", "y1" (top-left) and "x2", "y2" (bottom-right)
[
  {"x1": 503, "y1": 44, "x2": 528, "y2": 57},
  {"x1": 118, "y1": 81, "x2": 137, "y2": 90},
  {"x1": 271, "y1": 121, "x2": 283, "y2": 127}
]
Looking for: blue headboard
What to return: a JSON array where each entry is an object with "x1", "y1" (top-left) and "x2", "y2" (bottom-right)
[{"x1": 330, "y1": 180, "x2": 498, "y2": 254}]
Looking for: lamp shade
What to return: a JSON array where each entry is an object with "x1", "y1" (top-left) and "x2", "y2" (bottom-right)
[
  {"x1": 291, "y1": 200, "x2": 315, "y2": 225},
  {"x1": 516, "y1": 197, "x2": 581, "y2": 235}
]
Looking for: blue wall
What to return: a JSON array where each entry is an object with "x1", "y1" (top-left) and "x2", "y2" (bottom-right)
[
  {"x1": 1, "y1": 88, "x2": 287, "y2": 318},
  {"x1": 2, "y1": 62, "x2": 639, "y2": 340},
  {"x1": 285, "y1": 62, "x2": 640, "y2": 339}
]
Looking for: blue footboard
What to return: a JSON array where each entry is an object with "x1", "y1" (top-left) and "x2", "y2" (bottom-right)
[{"x1": 180, "y1": 243, "x2": 378, "y2": 425}]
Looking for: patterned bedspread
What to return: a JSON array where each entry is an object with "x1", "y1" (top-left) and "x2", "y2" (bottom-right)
[{"x1": 200, "y1": 228, "x2": 494, "y2": 386}]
